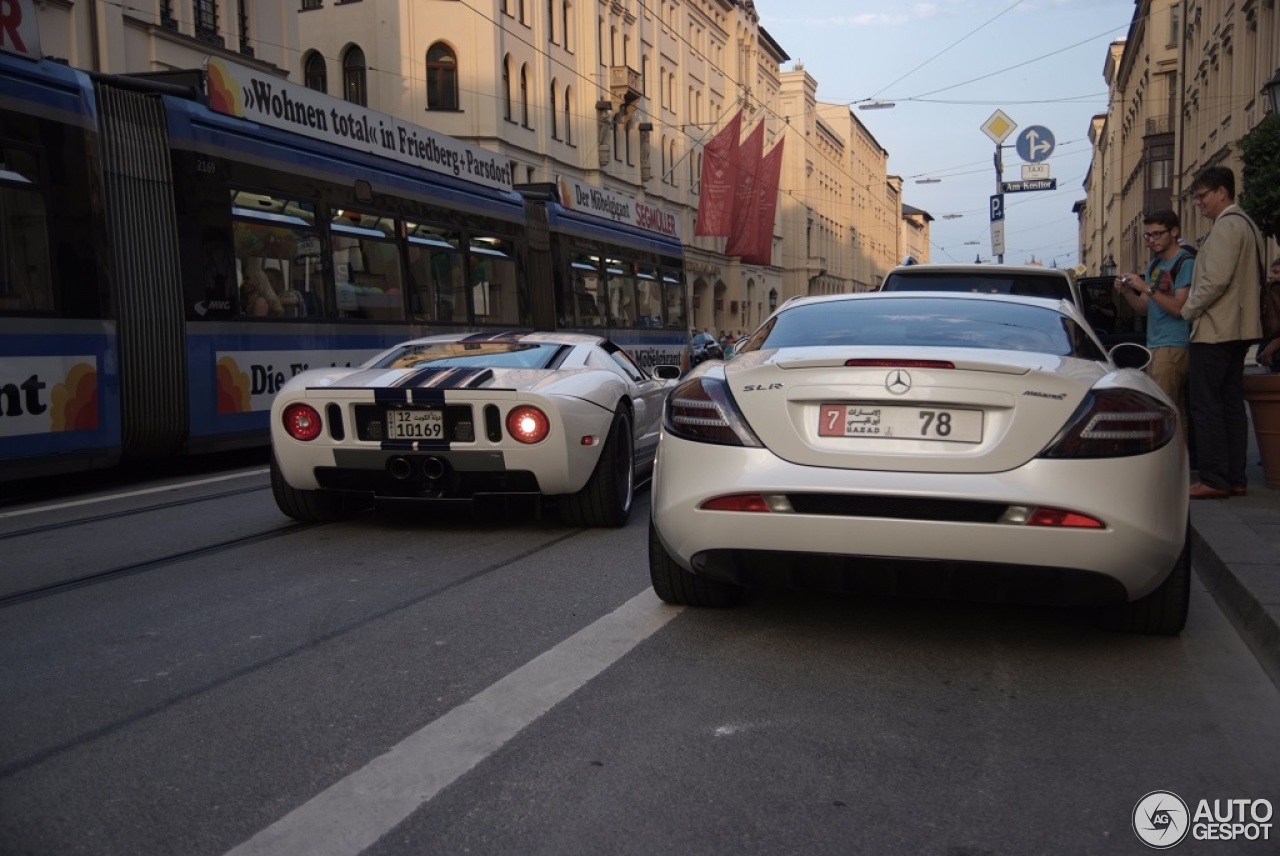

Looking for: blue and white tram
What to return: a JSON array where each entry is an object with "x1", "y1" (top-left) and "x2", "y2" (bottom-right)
[{"x1": 0, "y1": 50, "x2": 689, "y2": 483}]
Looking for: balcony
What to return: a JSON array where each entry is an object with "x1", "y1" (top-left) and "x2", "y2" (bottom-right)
[
  {"x1": 1145, "y1": 115, "x2": 1172, "y2": 136},
  {"x1": 608, "y1": 66, "x2": 643, "y2": 106}
]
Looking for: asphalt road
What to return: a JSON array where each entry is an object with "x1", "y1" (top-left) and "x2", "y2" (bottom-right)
[{"x1": 1, "y1": 466, "x2": 1277, "y2": 855}]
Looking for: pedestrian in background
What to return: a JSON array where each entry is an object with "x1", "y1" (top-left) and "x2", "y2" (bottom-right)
[
  {"x1": 1180, "y1": 166, "x2": 1266, "y2": 499},
  {"x1": 1114, "y1": 209, "x2": 1193, "y2": 441}
]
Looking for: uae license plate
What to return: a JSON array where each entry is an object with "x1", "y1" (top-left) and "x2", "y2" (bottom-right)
[
  {"x1": 386, "y1": 407, "x2": 444, "y2": 440},
  {"x1": 818, "y1": 403, "x2": 983, "y2": 443}
]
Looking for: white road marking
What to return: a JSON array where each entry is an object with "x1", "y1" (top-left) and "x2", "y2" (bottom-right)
[
  {"x1": 0, "y1": 469, "x2": 269, "y2": 520},
  {"x1": 224, "y1": 589, "x2": 683, "y2": 856}
]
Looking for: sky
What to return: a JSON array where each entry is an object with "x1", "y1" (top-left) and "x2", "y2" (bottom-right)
[{"x1": 758, "y1": 0, "x2": 1136, "y2": 269}]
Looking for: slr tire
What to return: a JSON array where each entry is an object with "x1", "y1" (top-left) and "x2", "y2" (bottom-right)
[
  {"x1": 1095, "y1": 522, "x2": 1190, "y2": 636},
  {"x1": 648, "y1": 519, "x2": 743, "y2": 607}
]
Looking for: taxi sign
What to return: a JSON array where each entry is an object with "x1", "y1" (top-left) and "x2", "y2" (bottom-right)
[
  {"x1": 1022, "y1": 164, "x2": 1050, "y2": 180},
  {"x1": 981, "y1": 110, "x2": 1017, "y2": 145}
]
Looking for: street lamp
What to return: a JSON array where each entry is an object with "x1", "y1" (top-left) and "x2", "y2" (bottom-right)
[
  {"x1": 858, "y1": 101, "x2": 895, "y2": 110},
  {"x1": 1264, "y1": 67, "x2": 1280, "y2": 115},
  {"x1": 942, "y1": 213, "x2": 964, "y2": 219},
  {"x1": 915, "y1": 178, "x2": 941, "y2": 184}
]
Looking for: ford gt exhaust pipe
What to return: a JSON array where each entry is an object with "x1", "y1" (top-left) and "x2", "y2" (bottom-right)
[
  {"x1": 388, "y1": 457, "x2": 413, "y2": 480},
  {"x1": 422, "y1": 456, "x2": 448, "y2": 480}
]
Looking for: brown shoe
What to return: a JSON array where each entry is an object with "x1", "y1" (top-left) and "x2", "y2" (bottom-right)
[
  {"x1": 1229, "y1": 485, "x2": 1247, "y2": 497},
  {"x1": 1189, "y1": 483, "x2": 1230, "y2": 499}
]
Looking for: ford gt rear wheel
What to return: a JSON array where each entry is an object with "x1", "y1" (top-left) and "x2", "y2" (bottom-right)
[
  {"x1": 649, "y1": 520, "x2": 744, "y2": 607},
  {"x1": 560, "y1": 408, "x2": 634, "y2": 527},
  {"x1": 270, "y1": 456, "x2": 367, "y2": 522},
  {"x1": 1095, "y1": 523, "x2": 1190, "y2": 636}
]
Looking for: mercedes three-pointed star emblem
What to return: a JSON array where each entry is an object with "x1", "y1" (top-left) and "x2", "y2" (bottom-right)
[{"x1": 885, "y1": 370, "x2": 912, "y2": 395}]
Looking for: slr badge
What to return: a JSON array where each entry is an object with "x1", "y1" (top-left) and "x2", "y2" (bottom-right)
[{"x1": 885, "y1": 370, "x2": 912, "y2": 395}]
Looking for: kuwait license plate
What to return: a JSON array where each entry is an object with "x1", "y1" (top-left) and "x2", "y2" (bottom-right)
[
  {"x1": 818, "y1": 403, "x2": 982, "y2": 443},
  {"x1": 386, "y1": 407, "x2": 444, "y2": 440}
]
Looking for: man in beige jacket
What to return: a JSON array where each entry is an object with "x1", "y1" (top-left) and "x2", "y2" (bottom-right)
[{"x1": 1180, "y1": 166, "x2": 1265, "y2": 499}]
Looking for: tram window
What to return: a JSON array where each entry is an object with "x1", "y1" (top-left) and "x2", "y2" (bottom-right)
[
  {"x1": 0, "y1": 148, "x2": 55, "y2": 313},
  {"x1": 605, "y1": 258, "x2": 637, "y2": 327},
  {"x1": 407, "y1": 225, "x2": 466, "y2": 323},
  {"x1": 331, "y1": 209, "x2": 407, "y2": 322},
  {"x1": 566, "y1": 253, "x2": 604, "y2": 327},
  {"x1": 662, "y1": 270, "x2": 687, "y2": 329},
  {"x1": 231, "y1": 192, "x2": 323, "y2": 318},
  {"x1": 635, "y1": 267, "x2": 662, "y2": 327},
  {"x1": 469, "y1": 236, "x2": 522, "y2": 325}
]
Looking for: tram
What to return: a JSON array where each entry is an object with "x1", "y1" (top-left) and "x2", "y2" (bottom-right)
[{"x1": 0, "y1": 48, "x2": 688, "y2": 482}]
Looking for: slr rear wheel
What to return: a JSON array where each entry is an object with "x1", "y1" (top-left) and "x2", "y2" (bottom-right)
[
  {"x1": 648, "y1": 520, "x2": 743, "y2": 607},
  {"x1": 1095, "y1": 523, "x2": 1190, "y2": 636}
]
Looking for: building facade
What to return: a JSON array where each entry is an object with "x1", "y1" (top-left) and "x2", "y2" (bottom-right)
[{"x1": 1078, "y1": 0, "x2": 1279, "y2": 275}]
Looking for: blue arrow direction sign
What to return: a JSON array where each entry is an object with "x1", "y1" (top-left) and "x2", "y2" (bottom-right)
[
  {"x1": 1015, "y1": 125, "x2": 1055, "y2": 163},
  {"x1": 990, "y1": 194, "x2": 1005, "y2": 222},
  {"x1": 1001, "y1": 179, "x2": 1058, "y2": 193}
]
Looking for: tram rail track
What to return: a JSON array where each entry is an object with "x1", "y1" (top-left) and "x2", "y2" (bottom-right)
[
  {"x1": 0, "y1": 486, "x2": 270, "y2": 542},
  {"x1": 0, "y1": 521, "x2": 323, "y2": 608}
]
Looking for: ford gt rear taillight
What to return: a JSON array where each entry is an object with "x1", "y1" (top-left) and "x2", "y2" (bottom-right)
[
  {"x1": 283, "y1": 403, "x2": 323, "y2": 441},
  {"x1": 506, "y1": 405, "x2": 550, "y2": 444},
  {"x1": 664, "y1": 377, "x2": 762, "y2": 447},
  {"x1": 1039, "y1": 388, "x2": 1175, "y2": 458}
]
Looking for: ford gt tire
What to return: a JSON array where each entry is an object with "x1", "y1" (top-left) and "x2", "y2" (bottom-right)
[
  {"x1": 1094, "y1": 523, "x2": 1190, "y2": 636},
  {"x1": 270, "y1": 456, "x2": 367, "y2": 522},
  {"x1": 649, "y1": 520, "x2": 744, "y2": 607},
  {"x1": 560, "y1": 408, "x2": 634, "y2": 528}
]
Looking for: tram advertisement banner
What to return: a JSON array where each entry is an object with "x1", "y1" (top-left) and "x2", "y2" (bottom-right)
[
  {"x1": 0, "y1": 355, "x2": 101, "y2": 437},
  {"x1": 556, "y1": 177, "x2": 681, "y2": 240},
  {"x1": 205, "y1": 58, "x2": 514, "y2": 192}
]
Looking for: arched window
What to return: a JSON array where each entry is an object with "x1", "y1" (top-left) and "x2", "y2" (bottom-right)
[
  {"x1": 303, "y1": 51, "x2": 327, "y2": 93},
  {"x1": 550, "y1": 80, "x2": 559, "y2": 139},
  {"x1": 342, "y1": 45, "x2": 367, "y2": 106},
  {"x1": 563, "y1": 85, "x2": 572, "y2": 144},
  {"x1": 502, "y1": 55, "x2": 512, "y2": 121},
  {"x1": 520, "y1": 64, "x2": 530, "y2": 127},
  {"x1": 426, "y1": 43, "x2": 458, "y2": 110}
]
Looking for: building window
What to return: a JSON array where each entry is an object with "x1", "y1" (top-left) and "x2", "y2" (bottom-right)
[
  {"x1": 236, "y1": 0, "x2": 253, "y2": 56},
  {"x1": 550, "y1": 81, "x2": 559, "y2": 139},
  {"x1": 426, "y1": 43, "x2": 459, "y2": 110},
  {"x1": 547, "y1": 0, "x2": 556, "y2": 43},
  {"x1": 343, "y1": 46, "x2": 367, "y2": 106},
  {"x1": 520, "y1": 64, "x2": 530, "y2": 127},
  {"x1": 519, "y1": 0, "x2": 527, "y2": 25},
  {"x1": 564, "y1": 85, "x2": 572, "y2": 144},
  {"x1": 194, "y1": 0, "x2": 221, "y2": 44},
  {"x1": 503, "y1": 55, "x2": 512, "y2": 121},
  {"x1": 1169, "y1": 3, "x2": 1181, "y2": 45},
  {"x1": 300, "y1": 0, "x2": 320, "y2": 7},
  {"x1": 562, "y1": 1, "x2": 571, "y2": 51},
  {"x1": 303, "y1": 51, "x2": 327, "y2": 93}
]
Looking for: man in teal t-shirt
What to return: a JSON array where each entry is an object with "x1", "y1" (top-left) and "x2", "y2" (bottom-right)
[{"x1": 1113, "y1": 209, "x2": 1194, "y2": 440}]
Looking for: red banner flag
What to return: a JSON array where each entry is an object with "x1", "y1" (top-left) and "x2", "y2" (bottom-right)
[
  {"x1": 742, "y1": 137, "x2": 785, "y2": 265},
  {"x1": 724, "y1": 120, "x2": 764, "y2": 258},
  {"x1": 693, "y1": 110, "x2": 743, "y2": 237}
]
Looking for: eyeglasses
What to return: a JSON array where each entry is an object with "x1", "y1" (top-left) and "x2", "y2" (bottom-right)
[
  {"x1": 1191, "y1": 189, "x2": 1215, "y2": 202},
  {"x1": 1142, "y1": 229, "x2": 1169, "y2": 240}
]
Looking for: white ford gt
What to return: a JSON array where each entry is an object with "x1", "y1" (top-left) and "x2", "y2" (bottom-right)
[
  {"x1": 270, "y1": 331, "x2": 680, "y2": 526},
  {"x1": 650, "y1": 292, "x2": 1191, "y2": 635}
]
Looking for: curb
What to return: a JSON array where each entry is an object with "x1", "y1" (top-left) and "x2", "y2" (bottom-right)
[{"x1": 1190, "y1": 504, "x2": 1280, "y2": 690}]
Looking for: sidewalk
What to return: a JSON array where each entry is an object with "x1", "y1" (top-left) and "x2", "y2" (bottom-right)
[{"x1": 1189, "y1": 402, "x2": 1280, "y2": 689}]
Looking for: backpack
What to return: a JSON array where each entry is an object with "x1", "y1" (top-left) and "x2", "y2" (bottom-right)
[
  {"x1": 1220, "y1": 210, "x2": 1276, "y2": 340},
  {"x1": 1144, "y1": 250, "x2": 1193, "y2": 293}
]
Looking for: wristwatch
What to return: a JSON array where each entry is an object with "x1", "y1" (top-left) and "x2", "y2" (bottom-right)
[{"x1": 1146, "y1": 284, "x2": 1158, "y2": 297}]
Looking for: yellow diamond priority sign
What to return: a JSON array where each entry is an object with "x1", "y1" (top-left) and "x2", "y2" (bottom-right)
[{"x1": 981, "y1": 109, "x2": 1017, "y2": 145}]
